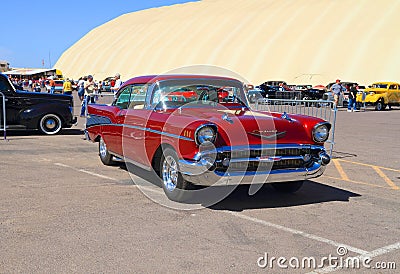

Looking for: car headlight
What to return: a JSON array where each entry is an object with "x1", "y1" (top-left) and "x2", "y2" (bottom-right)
[
  {"x1": 312, "y1": 123, "x2": 330, "y2": 143},
  {"x1": 195, "y1": 124, "x2": 217, "y2": 145}
]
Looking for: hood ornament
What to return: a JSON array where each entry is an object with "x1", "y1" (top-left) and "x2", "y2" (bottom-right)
[
  {"x1": 222, "y1": 113, "x2": 234, "y2": 124},
  {"x1": 248, "y1": 129, "x2": 286, "y2": 140}
]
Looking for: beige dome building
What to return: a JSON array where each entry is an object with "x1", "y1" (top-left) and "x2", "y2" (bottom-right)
[{"x1": 55, "y1": 0, "x2": 400, "y2": 86}]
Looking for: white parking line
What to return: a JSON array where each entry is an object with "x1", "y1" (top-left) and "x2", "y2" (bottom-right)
[
  {"x1": 54, "y1": 162, "x2": 162, "y2": 195},
  {"x1": 307, "y1": 242, "x2": 400, "y2": 273},
  {"x1": 54, "y1": 163, "x2": 119, "y2": 182},
  {"x1": 228, "y1": 211, "x2": 368, "y2": 255}
]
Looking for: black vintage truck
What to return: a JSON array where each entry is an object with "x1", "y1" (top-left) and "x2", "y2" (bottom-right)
[{"x1": 0, "y1": 73, "x2": 77, "y2": 134}]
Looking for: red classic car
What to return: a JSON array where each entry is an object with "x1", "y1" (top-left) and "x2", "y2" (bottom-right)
[{"x1": 85, "y1": 74, "x2": 332, "y2": 201}]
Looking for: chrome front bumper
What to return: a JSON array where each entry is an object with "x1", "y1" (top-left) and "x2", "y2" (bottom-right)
[{"x1": 178, "y1": 144, "x2": 330, "y2": 186}]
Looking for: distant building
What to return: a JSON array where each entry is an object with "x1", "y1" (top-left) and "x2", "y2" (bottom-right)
[
  {"x1": 3, "y1": 68, "x2": 63, "y2": 80},
  {"x1": 0, "y1": 61, "x2": 10, "y2": 72}
]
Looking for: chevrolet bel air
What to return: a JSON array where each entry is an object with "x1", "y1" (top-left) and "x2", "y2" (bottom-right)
[{"x1": 85, "y1": 75, "x2": 332, "y2": 201}]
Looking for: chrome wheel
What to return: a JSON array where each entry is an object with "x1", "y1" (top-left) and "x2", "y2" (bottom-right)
[
  {"x1": 162, "y1": 155, "x2": 179, "y2": 192},
  {"x1": 99, "y1": 138, "x2": 108, "y2": 158},
  {"x1": 98, "y1": 137, "x2": 115, "y2": 166},
  {"x1": 39, "y1": 114, "x2": 62, "y2": 134}
]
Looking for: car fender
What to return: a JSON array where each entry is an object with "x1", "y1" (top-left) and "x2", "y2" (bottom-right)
[
  {"x1": 365, "y1": 93, "x2": 383, "y2": 104},
  {"x1": 18, "y1": 103, "x2": 72, "y2": 128}
]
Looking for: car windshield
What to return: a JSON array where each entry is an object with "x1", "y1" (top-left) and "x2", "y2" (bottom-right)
[
  {"x1": 150, "y1": 79, "x2": 247, "y2": 109},
  {"x1": 372, "y1": 84, "x2": 388, "y2": 88}
]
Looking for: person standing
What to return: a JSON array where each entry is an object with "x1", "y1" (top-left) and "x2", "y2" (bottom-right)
[
  {"x1": 347, "y1": 84, "x2": 358, "y2": 112},
  {"x1": 110, "y1": 73, "x2": 122, "y2": 97},
  {"x1": 63, "y1": 78, "x2": 73, "y2": 95},
  {"x1": 330, "y1": 79, "x2": 346, "y2": 108},
  {"x1": 77, "y1": 76, "x2": 86, "y2": 101},
  {"x1": 80, "y1": 75, "x2": 97, "y2": 117},
  {"x1": 49, "y1": 76, "x2": 56, "y2": 94}
]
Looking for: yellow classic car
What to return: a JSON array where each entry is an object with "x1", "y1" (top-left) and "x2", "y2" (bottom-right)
[{"x1": 357, "y1": 82, "x2": 400, "y2": 110}]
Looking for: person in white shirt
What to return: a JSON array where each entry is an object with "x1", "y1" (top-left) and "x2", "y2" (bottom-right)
[{"x1": 111, "y1": 73, "x2": 122, "y2": 97}]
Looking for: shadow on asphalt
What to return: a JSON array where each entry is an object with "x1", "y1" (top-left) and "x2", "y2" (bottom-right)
[
  {"x1": 331, "y1": 150, "x2": 357, "y2": 159},
  {"x1": 121, "y1": 163, "x2": 361, "y2": 211},
  {"x1": 2, "y1": 128, "x2": 84, "y2": 138},
  {"x1": 206, "y1": 181, "x2": 361, "y2": 211}
]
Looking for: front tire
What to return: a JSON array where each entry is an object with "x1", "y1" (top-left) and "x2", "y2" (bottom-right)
[
  {"x1": 38, "y1": 114, "x2": 62, "y2": 135},
  {"x1": 99, "y1": 137, "x2": 115, "y2": 166},
  {"x1": 271, "y1": 181, "x2": 304, "y2": 193},
  {"x1": 375, "y1": 99, "x2": 386, "y2": 111},
  {"x1": 159, "y1": 147, "x2": 193, "y2": 202}
]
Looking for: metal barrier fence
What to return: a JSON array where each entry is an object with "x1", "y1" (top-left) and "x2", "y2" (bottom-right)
[
  {"x1": 254, "y1": 98, "x2": 337, "y2": 155},
  {"x1": 0, "y1": 92, "x2": 6, "y2": 140}
]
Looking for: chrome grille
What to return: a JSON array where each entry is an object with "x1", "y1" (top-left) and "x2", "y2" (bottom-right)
[{"x1": 214, "y1": 146, "x2": 318, "y2": 172}]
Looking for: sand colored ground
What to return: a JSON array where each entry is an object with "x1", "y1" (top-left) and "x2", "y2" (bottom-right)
[{"x1": 55, "y1": 0, "x2": 400, "y2": 86}]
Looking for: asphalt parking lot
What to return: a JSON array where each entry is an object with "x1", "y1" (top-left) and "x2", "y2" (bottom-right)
[{"x1": 0, "y1": 96, "x2": 399, "y2": 273}]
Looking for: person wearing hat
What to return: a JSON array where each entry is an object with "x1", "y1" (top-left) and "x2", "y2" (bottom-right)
[
  {"x1": 110, "y1": 73, "x2": 122, "y2": 97},
  {"x1": 80, "y1": 75, "x2": 98, "y2": 116},
  {"x1": 330, "y1": 79, "x2": 346, "y2": 108}
]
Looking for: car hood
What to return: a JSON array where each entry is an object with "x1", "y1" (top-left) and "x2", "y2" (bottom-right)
[{"x1": 169, "y1": 107, "x2": 314, "y2": 146}]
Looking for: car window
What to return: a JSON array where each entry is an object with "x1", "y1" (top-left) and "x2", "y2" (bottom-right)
[
  {"x1": 389, "y1": 85, "x2": 396, "y2": 90},
  {"x1": 114, "y1": 84, "x2": 148, "y2": 109},
  {"x1": 373, "y1": 84, "x2": 387, "y2": 89},
  {"x1": 150, "y1": 79, "x2": 245, "y2": 109},
  {"x1": 115, "y1": 86, "x2": 132, "y2": 109},
  {"x1": 128, "y1": 84, "x2": 148, "y2": 109},
  {"x1": 0, "y1": 76, "x2": 11, "y2": 93}
]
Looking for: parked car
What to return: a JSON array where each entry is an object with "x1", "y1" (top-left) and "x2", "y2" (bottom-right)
[
  {"x1": 0, "y1": 73, "x2": 77, "y2": 134},
  {"x1": 246, "y1": 88, "x2": 265, "y2": 103},
  {"x1": 257, "y1": 84, "x2": 280, "y2": 99},
  {"x1": 356, "y1": 82, "x2": 400, "y2": 111},
  {"x1": 302, "y1": 88, "x2": 326, "y2": 101},
  {"x1": 100, "y1": 76, "x2": 114, "y2": 92},
  {"x1": 263, "y1": 80, "x2": 287, "y2": 87},
  {"x1": 85, "y1": 74, "x2": 332, "y2": 201},
  {"x1": 45, "y1": 79, "x2": 64, "y2": 93}
]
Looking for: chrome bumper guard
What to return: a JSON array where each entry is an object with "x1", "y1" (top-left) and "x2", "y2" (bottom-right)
[{"x1": 178, "y1": 144, "x2": 330, "y2": 186}]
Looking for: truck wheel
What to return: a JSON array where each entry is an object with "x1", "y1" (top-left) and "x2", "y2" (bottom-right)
[
  {"x1": 38, "y1": 114, "x2": 62, "y2": 135},
  {"x1": 375, "y1": 100, "x2": 386, "y2": 111},
  {"x1": 99, "y1": 137, "x2": 115, "y2": 166},
  {"x1": 159, "y1": 147, "x2": 193, "y2": 202},
  {"x1": 271, "y1": 181, "x2": 304, "y2": 193}
]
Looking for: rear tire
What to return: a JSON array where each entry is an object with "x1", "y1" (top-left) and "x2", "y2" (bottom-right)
[
  {"x1": 159, "y1": 147, "x2": 193, "y2": 202},
  {"x1": 271, "y1": 181, "x2": 304, "y2": 193},
  {"x1": 99, "y1": 137, "x2": 115, "y2": 166},
  {"x1": 38, "y1": 114, "x2": 62, "y2": 135}
]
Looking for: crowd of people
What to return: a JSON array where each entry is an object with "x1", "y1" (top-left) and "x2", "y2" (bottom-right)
[
  {"x1": 8, "y1": 73, "x2": 123, "y2": 116},
  {"x1": 77, "y1": 73, "x2": 122, "y2": 117}
]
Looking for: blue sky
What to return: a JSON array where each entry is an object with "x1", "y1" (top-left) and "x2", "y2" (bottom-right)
[{"x1": 1, "y1": 0, "x2": 195, "y2": 69}]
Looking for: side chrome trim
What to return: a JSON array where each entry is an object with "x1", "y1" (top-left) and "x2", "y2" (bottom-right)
[
  {"x1": 86, "y1": 114, "x2": 112, "y2": 127},
  {"x1": 85, "y1": 114, "x2": 194, "y2": 142}
]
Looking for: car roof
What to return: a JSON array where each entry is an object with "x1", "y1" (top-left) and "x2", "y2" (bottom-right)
[
  {"x1": 121, "y1": 74, "x2": 241, "y2": 87},
  {"x1": 372, "y1": 82, "x2": 399, "y2": 85}
]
